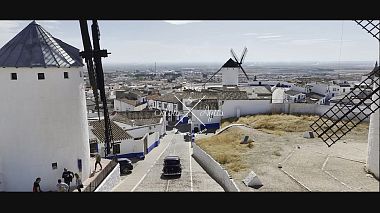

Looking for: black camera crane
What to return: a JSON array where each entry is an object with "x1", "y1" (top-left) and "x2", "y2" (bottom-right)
[{"x1": 79, "y1": 20, "x2": 113, "y2": 157}]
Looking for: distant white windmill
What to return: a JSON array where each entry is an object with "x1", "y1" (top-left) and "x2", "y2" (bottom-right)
[{"x1": 204, "y1": 47, "x2": 249, "y2": 87}]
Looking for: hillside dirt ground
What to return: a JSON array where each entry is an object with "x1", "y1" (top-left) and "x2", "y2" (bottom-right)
[{"x1": 196, "y1": 114, "x2": 379, "y2": 192}]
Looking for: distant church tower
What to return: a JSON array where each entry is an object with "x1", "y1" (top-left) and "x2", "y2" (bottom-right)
[
  {"x1": 221, "y1": 58, "x2": 240, "y2": 86},
  {"x1": 0, "y1": 21, "x2": 90, "y2": 191}
]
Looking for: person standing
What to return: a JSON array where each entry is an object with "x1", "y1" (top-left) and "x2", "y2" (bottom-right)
[
  {"x1": 95, "y1": 153, "x2": 102, "y2": 171},
  {"x1": 33, "y1": 177, "x2": 42, "y2": 192},
  {"x1": 62, "y1": 168, "x2": 74, "y2": 189},
  {"x1": 56, "y1": 179, "x2": 69, "y2": 192},
  {"x1": 74, "y1": 173, "x2": 83, "y2": 192}
]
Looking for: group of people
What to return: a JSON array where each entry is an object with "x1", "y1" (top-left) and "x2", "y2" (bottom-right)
[
  {"x1": 57, "y1": 168, "x2": 83, "y2": 192},
  {"x1": 33, "y1": 154, "x2": 103, "y2": 192},
  {"x1": 32, "y1": 168, "x2": 83, "y2": 192}
]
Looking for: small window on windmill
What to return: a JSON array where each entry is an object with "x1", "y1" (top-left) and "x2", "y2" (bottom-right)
[
  {"x1": 52, "y1": 162, "x2": 58, "y2": 170},
  {"x1": 77, "y1": 159, "x2": 82, "y2": 172},
  {"x1": 64, "y1": 72, "x2": 69, "y2": 79},
  {"x1": 11, "y1": 73, "x2": 17, "y2": 80},
  {"x1": 37, "y1": 73, "x2": 45, "y2": 80}
]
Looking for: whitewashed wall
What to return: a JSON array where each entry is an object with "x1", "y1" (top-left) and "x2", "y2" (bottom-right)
[
  {"x1": 222, "y1": 68, "x2": 239, "y2": 86},
  {"x1": 123, "y1": 123, "x2": 164, "y2": 138},
  {"x1": 366, "y1": 77, "x2": 379, "y2": 179},
  {"x1": 113, "y1": 99, "x2": 135, "y2": 112},
  {"x1": 0, "y1": 67, "x2": 90, "y2": 191},
  {"x1": 192, "y1": 144, "x2": 239, "y2": 192},
  {"x1": 220, "y1": 100, "x2": 272, "y2": 119},
  {"x1": 191, "y1": 109, "x2": 222, "y2": 126},
  {"x1": 94, "y1": 164, "x2": 120, "y2": 192}
]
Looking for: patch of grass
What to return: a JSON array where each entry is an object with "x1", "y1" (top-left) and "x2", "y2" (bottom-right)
[
  {"x1": 197, "y1": 128, "x2": 249, "y2": 173},
  {"x1": 203, "y1": 114, "x2": 369, "y2": 175},
  {"x1": 221, "y1": 114, "x2": 369, "y2": 135}
]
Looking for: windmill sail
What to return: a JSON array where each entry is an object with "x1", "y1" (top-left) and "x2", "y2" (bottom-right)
[{"x1": 310, "y1": 64, "x2": 380, "y2": 147}]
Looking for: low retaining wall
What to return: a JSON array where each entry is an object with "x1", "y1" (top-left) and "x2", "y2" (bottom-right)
[
  {"x1": 192, "y1": 144, "x2": 239, "y2": 192},
  {"x1": 94, "y1": 164, "x2": 121, "y2": 192}
]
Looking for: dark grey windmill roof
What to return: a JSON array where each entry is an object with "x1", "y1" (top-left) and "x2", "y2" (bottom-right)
[
  {"x1": 0, "y1": 21, "x2": 83, "y2": 68},
  {"x1": 222, "y1": 58, "x2": 240, "y2": 68}
]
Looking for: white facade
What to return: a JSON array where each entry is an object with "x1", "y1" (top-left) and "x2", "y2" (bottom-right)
[
  {"x1": 285, "y1": 93, "x2": 306, "y2": 103},
  {"x1": 114, "y1": 118, "x2": 166, "y2": 138},
  {"x1": 366, "y1": 77, "x2": 379, "y2": 179},
  {"x1": 96, "y1": 132, "x2": 160, "y2": 159},
  {"x1": 0, "y1": 67, "x2": 90, "y2": 191},
  {"x1": 113, "y1": 99, "x2": 147, "y2": 112},
  {"x1": 272, "y1": 88, "x2": 285, "y2": 103},
  {"x1": 191, "y1": 109, "x2": 223, "y2": 131},
  {"x1": 220, "y1": 99, "x2": 272, "y2": 119},
  {"x1": 222, "y1": 68, "x2": 239, "y2": 86}
]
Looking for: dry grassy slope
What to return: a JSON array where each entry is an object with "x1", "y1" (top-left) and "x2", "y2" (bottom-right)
[
  {"x1": 221, "y1": 114, "x2": 369, "y2": 135},
  {"x1": 197, "y1": 128, "x2": 254, "y2": 172},
  {"x1": 197, "y1": 114, "x2": 369, "y2": 173}
]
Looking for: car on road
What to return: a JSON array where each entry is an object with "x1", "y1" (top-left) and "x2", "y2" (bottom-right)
[
  {"x1": 184, "y1": 132, "x2": 191, "y2": 141},
  {"x1": 116, "y1": 158, "x2": 133, "y2": 174},
  {"x1": 162, "y1": 155, "x2": 182, "y2": 177}
]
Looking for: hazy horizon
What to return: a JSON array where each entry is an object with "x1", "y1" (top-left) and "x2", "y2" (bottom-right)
[{"x1": 0, "y1": 20, "x2": 379, "y2": 64}]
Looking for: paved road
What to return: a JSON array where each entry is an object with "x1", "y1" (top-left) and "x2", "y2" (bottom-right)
[{"x1": 112, "y1": 130, "x2": 223, "y2": 192}]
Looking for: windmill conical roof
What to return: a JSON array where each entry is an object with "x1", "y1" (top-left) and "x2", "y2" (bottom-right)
[
  {"x1": 222, "y1": 58, "x2": 240, "y2": 68},
  {"x1": 0, "y1": 21, "x2": 83, "y2": 68}
]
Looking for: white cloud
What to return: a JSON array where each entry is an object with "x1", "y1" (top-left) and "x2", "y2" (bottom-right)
[
  {"x1": 257, "y1": 35, "x2": 282, "y2": 39},
  {"x1": 164, "y1": 20, "x2": 202, "y2": 25}
]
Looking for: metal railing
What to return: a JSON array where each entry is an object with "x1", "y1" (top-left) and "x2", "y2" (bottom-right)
[{"x1": 83, "y1": 159, "x2": 118, "y2": 192}]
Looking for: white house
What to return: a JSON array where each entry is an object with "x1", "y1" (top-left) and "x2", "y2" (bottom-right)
[
  {"x1": 147, "y1": 94, "x2": 181, "y2": 122},
  {"x1": 89, "y1": 120, "x2": 160, "y2": 160},
  {"x1": 112, "y1": 111, "x2": 166, "y2": 138},
  {"x1": 284, "y1": 89, "x2": 306, "y2": 103},
  {"x1": 0, "y1": 21, "x2": 90, "y2": 191},
  {"x1": 114, "y1": 99, "x2": 147, "y2": 112}
]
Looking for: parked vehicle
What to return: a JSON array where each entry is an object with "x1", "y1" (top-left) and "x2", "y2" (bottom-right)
[
  {"x1": 184, "y1": 132, "x2": 191, "y2": 142},
  {"x1": 116, "y1": 158, "x2": 133, "y2": 174},
  {"x1": 162, "y1": 155, "x2": 182, "y2": 177}
]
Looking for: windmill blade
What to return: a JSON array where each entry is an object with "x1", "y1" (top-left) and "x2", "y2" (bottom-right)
[
  {"x1": 310, "y1": 64, "x2": 379, "y2": 147},
  {"x1": 203, "y1": 66, "x2": 223, "y2": 86},
  {"x1": 230, "y1": 48, "x2": 239, "y2": 63},
  {"x1": 240, "y1": 47, "x2": 248, "y2": 64},
  {"x1": 240, "y1": 65, "x2": 250, "y2": 80}
]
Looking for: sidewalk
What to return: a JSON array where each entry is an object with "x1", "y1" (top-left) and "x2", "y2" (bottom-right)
[{"x1": 112, "y1": 131, "x2": 175, "y2": 191}]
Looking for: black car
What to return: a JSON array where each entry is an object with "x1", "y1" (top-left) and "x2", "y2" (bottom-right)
[
  {"x1": 184, "y1": 132, "x2": 191, "y2": 142},
  {"x1": 117, "y1": 158, "x2": 133, "y2": 174},
  {"x1": 162, "y1": 155, "x2": 182, "y2": 177}
]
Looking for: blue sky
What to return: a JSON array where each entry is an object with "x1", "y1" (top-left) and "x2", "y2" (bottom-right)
[{"x1": 0, "y1": 20, "x2": 378, "y2": 64}]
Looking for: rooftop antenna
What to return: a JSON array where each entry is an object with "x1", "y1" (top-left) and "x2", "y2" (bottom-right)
[
  {"x1": 310, "y1": 20, "x2": 379, "y2": 147},
  {"x1": 203, "y1": 47, "x2": 249, "y2": 88}
]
